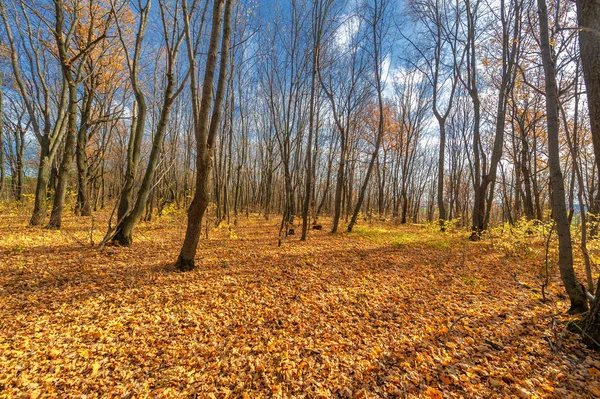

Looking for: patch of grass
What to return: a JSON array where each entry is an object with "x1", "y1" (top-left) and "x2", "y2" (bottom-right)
[
  {"x1": 390, "y1": 234, "x2": 419, "y2": 248},
  {"x1": 460, "y1": 275, "x2": 480, "y2": 286},
  {"x1": 351, "y1": 226, "x2": 394, "y2": 239},
  {"x1": 352, "y1": 225, "x2": 455, "y2": 251},
  {"x1": 425, "y1": 239, "x2": 452, "y2": 250}
]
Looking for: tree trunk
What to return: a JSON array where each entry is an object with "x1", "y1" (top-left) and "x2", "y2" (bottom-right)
[
  {"x1": 14, "y1": 125, "x2": 24, "y2": 201},
  {"x1": 584, "y1": 279, "x2": 600, "y2": 349},
  {"x1": 471, "y1": 0, "x2": 520, "y2": 239},
  {"x1": 47, "y1": 80, "x2": 78, "y2": 229},
  {"x1": 538, "y1": 0, "x2": 588, "y2": 313},
  {"x1": 0, "y1": 72, "x2": 4, "y2": 197},
  {"x1": 576, "y1": 0, "x2": 600, "y2": 343},
  {"x1": 30, "y1": 139, "x2": 51, "y2": 225},
  {"x1": 347, "y1": 0, "x2": 386, "y2": 233},
  {"x1": 331, "y1": 137, "x2": 345, "y2": 233},
  {"x1": 176, "y1": 0, "x2": 231, "y2": 271},
  {"x1": 437, "y1": 121, "x2": 447, "y2": 228},
  {"x1": 112, "y1": 96, "x2": 175, "y2": 245},
  {"x1": 115, "y1": 2, "x2": 151, "y2": 223},
  {"x1": 76, "y1": 84, "x2": 93, "y2": 217},
  {"x1": 576, "y1": 0, "x2": 600, "y2": 186},
  {"x1": 302, "y1": 1, "x2": 324, "y2": 240}
]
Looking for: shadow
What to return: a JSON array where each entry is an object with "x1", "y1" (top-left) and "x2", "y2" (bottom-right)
[{"x1": 1, "y1": 219, "x2": 598, "y2": 397}]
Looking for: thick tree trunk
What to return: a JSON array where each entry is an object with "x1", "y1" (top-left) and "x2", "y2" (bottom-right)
[
  {"x1": 117, "y1": 99, "x2": 146, "y2": 222},
  {"x1": 177, "y1": 160, "x2": 211, "y2": 270},
  {"x1": 584, "y1": 280, "x2": 600, "y2": 349},
  {"x1": 400, "y1": 188, "x2": 408, "y2": 224}
]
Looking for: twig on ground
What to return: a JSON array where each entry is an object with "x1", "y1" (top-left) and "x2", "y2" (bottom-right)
[
  {"x1": 483, "y1": 339, "x2": 504, "y2": 351},
  {"x1": 445, "y1": 315, "x2": 468, "y2": 345}
]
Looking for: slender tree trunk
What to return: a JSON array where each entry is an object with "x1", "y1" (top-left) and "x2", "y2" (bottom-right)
[
  {"x1": 30, "y1": 139, "x2": 52, "y2": 225},
  {"x1": 538, "y1": 0, "x2": 588, "y2": 313},
  {"x1": 47, "y1": 80, "x2": 78, "y2": 229},
  {"x1": 177, "y1": 0, "x2": 231, "y2": 271},
  {"x1": 348, "y1": 0, "x2": 386, "y2": 233},
  {"x1": 111, "y1": 8, "x2": 186, "y2": 245},
  {"x1": 576, "y1": 0, "x2": 600, "y2": 346},
  {"x1": 76, "y1": 85, "x2": 93, "y2": 217},
  {"x1": 15, "y1": 128, "x2": 24, "y2": 201},
  {"x1": 302, "y1": 2, "x2": 325, "y2": 240},
  {"x1": 115, "y1": 2, "x2": 151, "y2": 223},
  {"x1": 0, "y1": 72, "x2": 4, "y2": 197},
  {"x1": 520, "y1": 130, "x2": 535, "y2": 219},
  {"x1": 112, "y1": 97, "x2": 175, "y2": 245},
  {"x1": 331, "y1": 137, "x2": 345, "y2": 233},
  {"x1": 576, "y1": 0, "x2": 600, "y2": 187},
  {"x1": 471, "y1": 0, "x2": 520, "y2": 239},
  {"x1": 437, "y1": 122, "x2": 447, "y2": 228}
]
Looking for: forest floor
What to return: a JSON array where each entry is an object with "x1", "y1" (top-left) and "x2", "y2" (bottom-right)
[{"x1": 1, "y1": 203, "x2": 600, "y2": 398}]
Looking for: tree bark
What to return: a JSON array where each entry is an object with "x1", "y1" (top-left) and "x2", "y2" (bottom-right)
[
  {"x1": 76, "y1": 83, "x2": 94, "y2": 217},
  {"x1": 115, "y1": 1, "x2": 151, "y2": 223},
  {"x1": 112, "y1": 0, "x2": 188, "y2": 245},
  {"x1": 177, "y1": 0, "x2": 232, "y2": 271},
  {"x1": 47, "y1": 1, "x2": 79, "y2": 229},
  {"x1": 0, "y1": 72, "x2": 4, "y2": 197},
  {"x1": 347, "y1": 0, "x2": 387, "y2": 232},
  {"x1": 576, "y1": 0, "x2": 600, "y2": 344},
  {"x1": 538, "y1": 0, "x2": 588, "y2": 313},
  {"x1": 576, "y1": 0, "x2": 600, "y2": 187}
]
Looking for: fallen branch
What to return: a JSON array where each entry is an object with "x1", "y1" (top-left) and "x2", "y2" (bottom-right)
[
  {"x1": 445, "y1": 315, "x2": 468, "y2": 345},
  {"x1": 509, "y1": 272, "x2": 532, "y2": 289},
  {"x1": 483, "y1": 339, "x2": 504, "y2": 351}
]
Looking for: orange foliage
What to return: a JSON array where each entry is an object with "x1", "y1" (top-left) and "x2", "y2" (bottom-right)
[{"x1": 0, "y1": 210, "x2": 598, "y2": 397}]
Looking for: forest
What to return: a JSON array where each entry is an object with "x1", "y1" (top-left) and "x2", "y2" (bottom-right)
[{"x1": 1, "y1": 0, "x2": 600, "y2": 397}]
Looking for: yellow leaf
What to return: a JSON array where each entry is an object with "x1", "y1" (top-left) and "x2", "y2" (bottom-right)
[{"x1": 92, "y1": 361, "x2": 101, "y2": 376}]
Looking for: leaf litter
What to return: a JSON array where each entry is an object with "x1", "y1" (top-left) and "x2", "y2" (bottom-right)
[{"x1": 0, "y1": 212, "x2": 599, "y2": 398}]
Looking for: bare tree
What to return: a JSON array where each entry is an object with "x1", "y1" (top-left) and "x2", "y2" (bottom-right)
[
  {"x1": 537, "y1": 0, "x2": 588, "y2": 314},
  {"x1": 113, "y1": 0, "x2": 151, "y2": 226},
  {"x1": 176, "y1": 0, "x2": 232, "y2": 271},
  {"x1": 46, "y1": 0, "x2": 112, "y2": 229},
  {"x1": 347, "y1": 0, "x2": 390, "y2": 232},
  {"x1": 111, "y1": 0, "x2": 192, "y2": 245},
  {"x1": 0, "y1": 0, "x2": 69, "y2": 225},
  {"x1": 405, "y1": 0, "x2": 462, "y2": 230},
  {"x1": 302, "y1": 0, "x2": 332, "y2": 240}
]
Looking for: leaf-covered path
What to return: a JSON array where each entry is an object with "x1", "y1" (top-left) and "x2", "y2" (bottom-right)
[{"x1": 1, "y1": 212, "x2": 599, "y2": 398}]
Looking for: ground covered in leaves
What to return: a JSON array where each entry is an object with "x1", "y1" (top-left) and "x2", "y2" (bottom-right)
[{"x1": 1, "y1": 205, "x2": 599, "y2": 398}]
